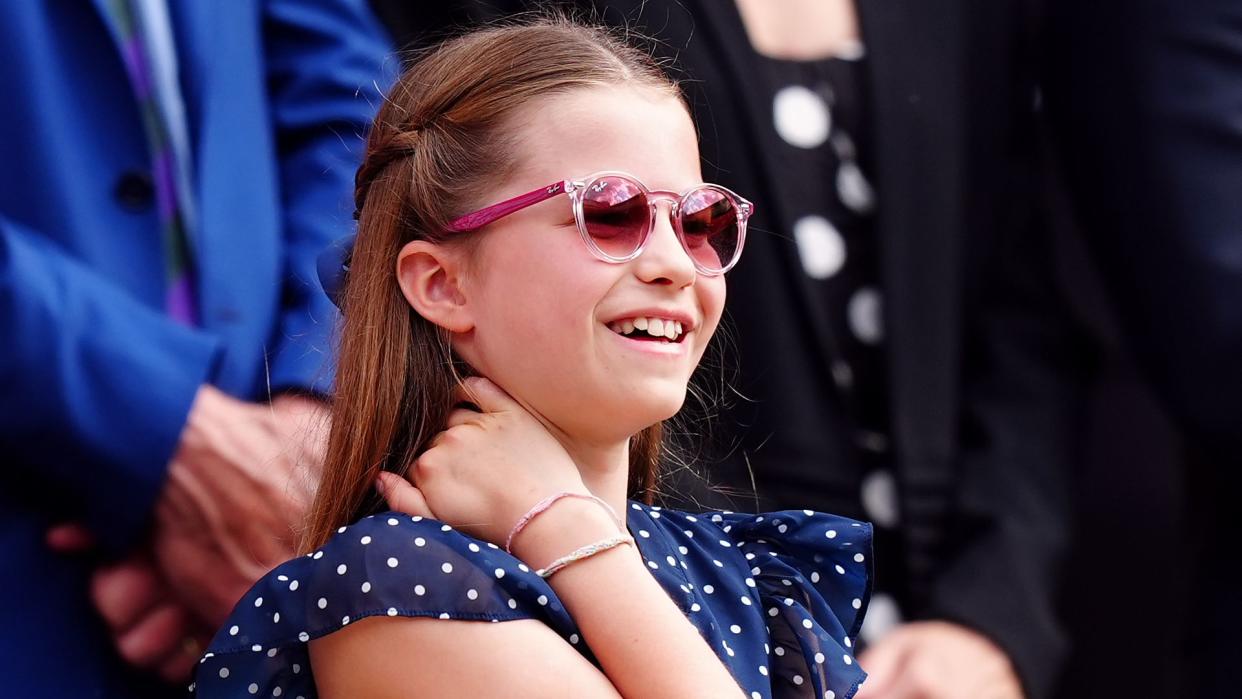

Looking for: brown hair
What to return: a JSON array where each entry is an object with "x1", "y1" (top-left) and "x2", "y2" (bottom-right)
[{"x1": 301, "y1": 17, "x2": 687, "y2": 552}]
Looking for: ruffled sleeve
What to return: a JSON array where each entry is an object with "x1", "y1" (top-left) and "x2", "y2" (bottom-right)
[
  {"x1": 710, "y1": 510, "x2": 873, "y2": 698},
  {"x1": 191, "y1": 512, "x2": 581, "y2": 698}
]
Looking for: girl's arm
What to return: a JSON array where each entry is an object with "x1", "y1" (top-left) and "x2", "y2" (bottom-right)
[
  {"x1": 309, "y1": 496, "x2": 746, "y2": 699},
  {"x1": 309, "y1": 616, "x2": 620, "y2": 698}
]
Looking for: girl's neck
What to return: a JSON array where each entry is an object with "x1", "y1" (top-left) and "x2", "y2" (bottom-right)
[{"x1": 557, "y1": 436, "x2": 631, "y2": 520}]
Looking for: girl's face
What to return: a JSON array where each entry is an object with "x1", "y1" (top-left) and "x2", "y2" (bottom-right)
[{"x1": 456, "y1": 85, "x2": 725, "y2": 445}]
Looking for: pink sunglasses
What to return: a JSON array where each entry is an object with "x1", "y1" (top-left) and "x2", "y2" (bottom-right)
[{"x1": 447, "y1": 171, "x2": 753, "y2": 276}]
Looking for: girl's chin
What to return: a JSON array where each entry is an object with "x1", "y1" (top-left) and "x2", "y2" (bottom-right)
[{"x1": 598, "y1": 391, "x2": 688, "y2": 432}]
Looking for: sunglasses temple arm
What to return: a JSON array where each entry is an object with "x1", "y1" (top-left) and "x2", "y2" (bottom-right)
[{"x1": 446, "y1": 180, "x2": 569, "y2": 233}]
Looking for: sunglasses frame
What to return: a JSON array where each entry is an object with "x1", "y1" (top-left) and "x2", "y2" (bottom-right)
[{"x1": 446, "y1": 170, "x2": 753, "y2": 276}]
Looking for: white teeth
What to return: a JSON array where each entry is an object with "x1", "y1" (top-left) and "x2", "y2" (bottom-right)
[{"x1": 613, "y1": 316, "x2": 687, "y2": 340}]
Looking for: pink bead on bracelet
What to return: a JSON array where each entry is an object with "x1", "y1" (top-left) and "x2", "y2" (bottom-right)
[
  {"x1": 504, "y1": 492, "x2": 623, "y2": 554},
  {"x1": 536, "y1": 534, "x2": 634, "y2": 579}
]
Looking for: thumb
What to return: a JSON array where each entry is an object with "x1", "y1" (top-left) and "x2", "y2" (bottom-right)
[
  {"x1": 376, "y1": 472, "x2": 434, "y2": 519},
  {"x1": 46, "y1": 523, "x2": 96, "y2": 553},
  {"x1": 855, "y1": 632, "x2": 913, "y2": 698}
]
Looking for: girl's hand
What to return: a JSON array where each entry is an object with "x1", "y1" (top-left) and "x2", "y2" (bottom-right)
[{"x1": 378, "y1": 377, "x2": 589, "y2": 547}]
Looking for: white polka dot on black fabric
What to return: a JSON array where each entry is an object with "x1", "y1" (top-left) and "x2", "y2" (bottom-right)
[
  {"x1": 837, "y1": 161, "x2": 876, "y2": 213},
  {"x1": 773, "y1": 85, "x2": 831, "y2": 148},
  {"x1": 847, "y1": 287, "x2": 884, "y2": 345},
  {"x1": 861, "y1": 469, "x2": 901, "y2": 528}
]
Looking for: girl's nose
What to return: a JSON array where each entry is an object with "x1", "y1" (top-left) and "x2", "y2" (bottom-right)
[{"x1": 634, "y1": 200, "x2": 697, "y2": 286}]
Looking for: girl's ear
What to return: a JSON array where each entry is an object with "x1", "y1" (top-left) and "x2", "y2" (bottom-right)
[{"x1": 395, "y1": 240, "x2": 474, "y2": 333}]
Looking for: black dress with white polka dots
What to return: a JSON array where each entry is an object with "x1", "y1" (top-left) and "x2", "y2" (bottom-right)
[{"x1": 191, "y1": 504, "x2": 872, "y2": 698}]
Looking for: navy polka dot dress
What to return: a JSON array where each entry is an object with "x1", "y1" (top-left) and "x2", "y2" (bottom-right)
[{"x1": 192, "y1": 504, "x2": 872, "y2": 698}]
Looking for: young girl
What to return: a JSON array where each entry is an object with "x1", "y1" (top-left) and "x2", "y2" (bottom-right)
[{"x1": 193, "y1": 18, "x2": 870, "y2": 699}]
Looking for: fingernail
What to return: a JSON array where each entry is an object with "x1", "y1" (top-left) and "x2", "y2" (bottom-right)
[{"x1": 374, "y1": 475, "x2": 386, "y2": 496}]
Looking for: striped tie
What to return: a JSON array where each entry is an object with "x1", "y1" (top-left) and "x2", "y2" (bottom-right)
[{"x1": 105, "y1": 0, "x2": 199, "y2": 325}]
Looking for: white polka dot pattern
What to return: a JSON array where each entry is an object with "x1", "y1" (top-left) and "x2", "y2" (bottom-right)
[
  {"x1": 773, "y1": 85, "x2": 832, "y2": 148},
  {"x1": 191, "y1": 507, "x2": 870, "y2": 699},
  {"x1": 794, "y1": 216, "x2": 848, "y2": 279},
  {"x1": 847, "y1": 286, "x2": 884, "y2": 344}
]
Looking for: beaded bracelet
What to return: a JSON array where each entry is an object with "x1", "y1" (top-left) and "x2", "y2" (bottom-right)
[
  {"x1": 536, "y1": 535, "x2": 634, "y2": 579},
  {"x1": 505, "y1": 491, "x2": 623, "y2": 554}
]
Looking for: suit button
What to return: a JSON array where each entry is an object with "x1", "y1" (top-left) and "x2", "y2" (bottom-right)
[{"x1": 114, "y1": 170, "x2": 154, "y2": 211}]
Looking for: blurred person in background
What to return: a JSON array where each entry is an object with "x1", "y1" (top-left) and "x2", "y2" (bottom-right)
[
  {"x1": 0, "y1": 1, "x2": 388, "y2": 696},
  {"x1": 374, "y1": 1, "x2": 1087, "y2": 698},
  {"x1": 1044, "y1": 0, "x2": 1242, "y2": 696}
]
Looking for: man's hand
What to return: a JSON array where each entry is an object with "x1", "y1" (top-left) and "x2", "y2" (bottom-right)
[
  {"x1": 855, "y1": 621, "x2": 1024, "y2": 699},
  {"x1": 46, "y1": 526, "x2": 214, "y2": 684},
  {"x1": 89, "y1": 551, "x2": 214, "y2": 682},
  {"x1": 151, "y1": 385, "x2": 328, "y2": 625}
]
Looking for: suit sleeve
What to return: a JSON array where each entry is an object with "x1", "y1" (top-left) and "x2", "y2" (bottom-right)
[
  {"x1": 0, "y1": 216, "x2": 223, "y2": 553},
  {"x1": 917, "y1": 10, "x2": 1090, "y2": 694},
  {"x1": 1044, "y1": 0, "x2": 1242, "y2": 458},
  {"x1": 923, "y1": 192, "x2": 1087, "y2": 699},
  {"x1": 261, "y1": 0, "x2": 393, "y2": 396}
]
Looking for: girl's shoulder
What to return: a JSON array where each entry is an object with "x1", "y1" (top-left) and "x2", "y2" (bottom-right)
[{"x1": 191, "y1": 513, "x2": 574, "y2": 698}]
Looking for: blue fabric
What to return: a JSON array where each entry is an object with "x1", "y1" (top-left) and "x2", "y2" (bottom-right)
[
  {"x1": 193, "y1": 505, "x2": 872, "y2": 698},
  {"x1": 0, "y1": 2, "x2": 390, "y2": 697}
]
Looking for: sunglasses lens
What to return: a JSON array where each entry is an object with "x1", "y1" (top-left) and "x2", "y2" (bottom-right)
[
  {"x1": 679, "y1": 187, "x2": 740, "y2": 273},
  {"x1": 581, "y1": 176, "x2": 649, "y2": 258}
]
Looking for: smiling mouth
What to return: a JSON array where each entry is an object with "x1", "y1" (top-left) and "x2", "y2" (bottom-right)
[{"x1": 607, "y1": 316, "x2": 687, "y2": 344}]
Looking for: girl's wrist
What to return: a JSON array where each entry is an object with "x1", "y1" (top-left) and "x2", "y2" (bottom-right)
[{"x1": 509, "y1": 496, "x2": 626, "y2": 569}]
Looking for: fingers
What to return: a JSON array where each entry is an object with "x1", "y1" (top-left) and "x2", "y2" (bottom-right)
[
  {"x1": 453, "y1": 376, "x2": 515, "y2": 414},
  {"x1": 855, "y1": 633, "x2": 912, "y2": 698},
  {"x1": 91, "y1": 555, "x2": 169, "y2": 634},
  {"x1": 114, "y1": 602, "x2": 190, "y2": 669},
  {"x1": 46, "y1": 522, "x2": 95, "y2": 553},
  {"x1": 445, "y1": 407, "x2": 480, "y2": 428},
  {"x1": 376, "y1": 472, "x2": 434, "y2": 518}
]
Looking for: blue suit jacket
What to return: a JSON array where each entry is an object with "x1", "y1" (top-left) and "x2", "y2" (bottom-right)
[{"x1": 0, "y1": 2, "x2": 389, "y2": 695}]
